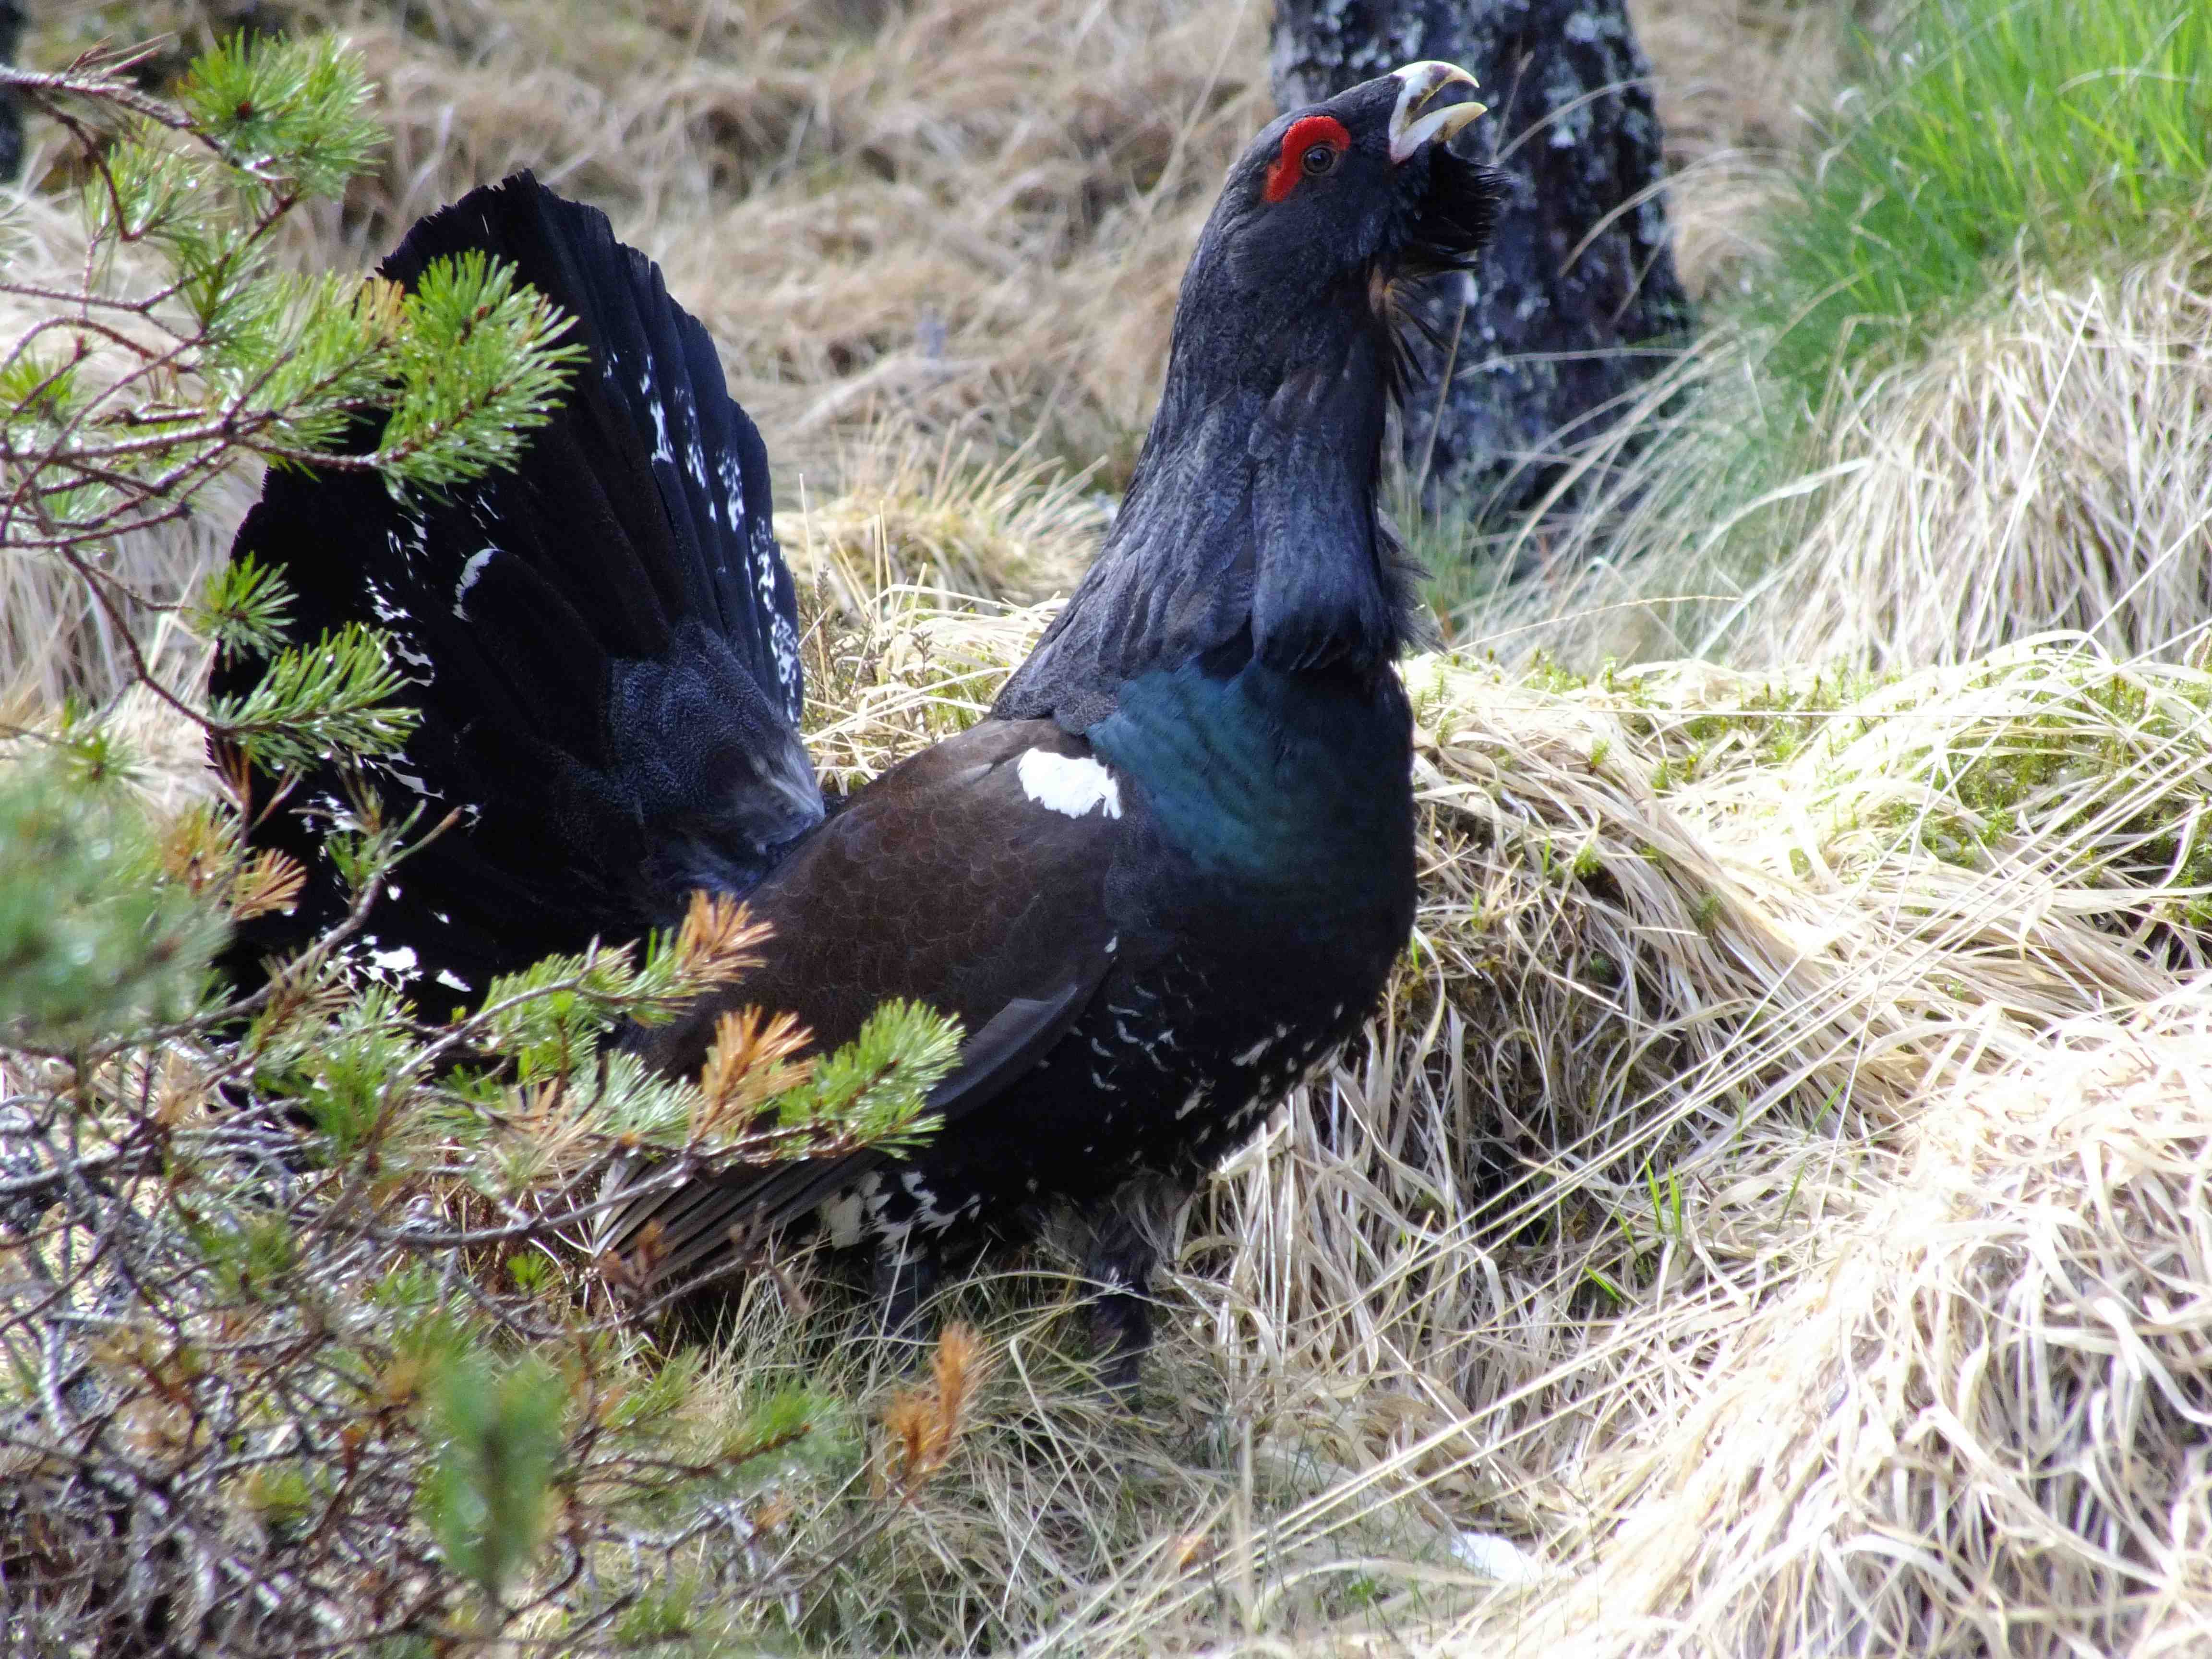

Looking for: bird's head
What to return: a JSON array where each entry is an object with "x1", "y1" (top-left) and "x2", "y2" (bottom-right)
[
  {"x1": 1170, "y1": 62, "x2": 1505, "y2": 390},
  {"x1": 996, "y1": 65, "x2": 1507, "y2": 720}
]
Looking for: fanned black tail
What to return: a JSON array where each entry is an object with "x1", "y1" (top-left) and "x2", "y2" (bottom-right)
[{"x1": 215, "y1": 173, "x2": 821, "y2": 1009}]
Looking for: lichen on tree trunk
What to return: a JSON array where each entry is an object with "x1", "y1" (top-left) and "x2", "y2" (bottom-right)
[{"x1": 1274, "y1": 0, "x2": 1691, "y2": 525}]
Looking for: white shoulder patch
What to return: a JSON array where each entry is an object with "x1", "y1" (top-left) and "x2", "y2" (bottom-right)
[{"x1": 1016, "y1": 748, "x2": 1123, "y2": 819}]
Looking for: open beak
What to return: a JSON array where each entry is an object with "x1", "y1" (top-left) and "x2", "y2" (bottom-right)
[{"x1": 1387, "y1": 61, "x2": 1487, "y2": 164}]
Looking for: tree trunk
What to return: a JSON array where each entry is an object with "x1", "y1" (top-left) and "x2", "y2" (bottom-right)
[
  {"x1": 1273, "y1": 0, "x2": 1690, "y2": 523},
  {"x1": 0, "y1": 4, "x2": 24, "y2": 185}
]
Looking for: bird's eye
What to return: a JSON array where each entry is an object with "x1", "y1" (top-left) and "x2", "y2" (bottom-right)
[{"x1": 1263, "y1": 114, "x2": 1354, "y2": 202}]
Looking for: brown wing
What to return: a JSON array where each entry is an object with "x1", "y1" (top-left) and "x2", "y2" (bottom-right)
[{"x1": 608, "y1": 717, "x2": 1134, "y2": 1274}]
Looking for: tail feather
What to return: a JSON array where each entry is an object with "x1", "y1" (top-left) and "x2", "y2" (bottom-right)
[{"x1": 216, "y1": 173, "x2": 820, "y2": 1005}]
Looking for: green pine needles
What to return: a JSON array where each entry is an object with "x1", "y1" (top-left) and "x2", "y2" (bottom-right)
[
  {"x1": 0, "y1": 746, "x2": 226, "y2": 1049},
  {"x1": 4, "y1": 36, "x2": 583, "y2": 713},
  {"x1": 0, "y1": 35, "x2": 967, "y2": 1653}
]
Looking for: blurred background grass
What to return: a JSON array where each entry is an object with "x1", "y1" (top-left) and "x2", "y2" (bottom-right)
[
  {"x1": 18, "y1": 0, "x2": 1849, "y2": 683},
  {"x1": 29, "y1": 0, "x2": 2201, "y2": 692}
]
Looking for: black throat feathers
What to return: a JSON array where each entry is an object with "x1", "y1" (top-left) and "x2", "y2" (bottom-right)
[{"x1": 996, "y1": 259, "x2": 1421, "y2": 732}]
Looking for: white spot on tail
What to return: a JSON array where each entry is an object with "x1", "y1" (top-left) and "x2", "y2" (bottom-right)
[
  {"x1": 1449, "y1": 1531, "x2": 1548, "y2": 1582},
  {"x1": 453, "y1": 547, "x2": 499, "y2": 618},
  {"x1": 1016, "y1": 749, "x2": 1122, "y2": 819},
  {"x1": 820, "y1": 1187, "x2": 866, "y2": 1248}
]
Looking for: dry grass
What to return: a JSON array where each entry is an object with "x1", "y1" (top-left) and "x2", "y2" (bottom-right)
[
  {"x1": 1750, "y1": 255, "x2": 2212, "y2": 669},
  {"x1": 1172, "y1": 638, "x2": 2212, "y2": 1656},
  {"x1": 40, "y1": 0, "x2": 1283, "y2": 481},
  {"x1": 14, "y1": 576, "x2": 2206, "y2": 1651},
  {"x1": 1633, "y1": 0, "x2": 1844, "y2": 298},
  {"x1": 1470, "y1": 252, "x2": 2212, "y2": 674},
  {"x1": 789, "y1": 433, "x2": 1106, "y2": 616},
  {"x1": 1503, "y1": 986, "x2": 2212, "y2": 1656},
  {"x1": 9, "y1": 468, "x2": 2209, "y2": 1649}
]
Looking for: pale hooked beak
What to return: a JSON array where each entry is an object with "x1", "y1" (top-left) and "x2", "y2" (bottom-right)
[{"x1": 1387, "y1": 61, "x2": 1487, "y2": 164}]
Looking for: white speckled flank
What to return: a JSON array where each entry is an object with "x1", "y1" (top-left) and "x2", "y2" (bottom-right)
[{"x1": 1016, "y1": 749, "x2": 1122, "y2": 819}]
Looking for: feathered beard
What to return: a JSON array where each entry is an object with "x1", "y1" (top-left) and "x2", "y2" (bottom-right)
[{"x1": 1374, "y1": 147, "x2": 1510, "y2": 396}]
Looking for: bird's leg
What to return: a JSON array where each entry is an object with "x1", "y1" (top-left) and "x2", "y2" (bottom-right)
[
  {"x1": 1083, "y1": 1206, "x2": 1160, "y2": 1400},
  {"x1": 871, "y1": 1238, "x2": 938, "y2": 1361}
]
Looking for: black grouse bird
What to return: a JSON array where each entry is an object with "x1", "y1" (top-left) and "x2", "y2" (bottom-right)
[{"x1": 215, "y1": 63, "x2": 1502, "y2": 1382}]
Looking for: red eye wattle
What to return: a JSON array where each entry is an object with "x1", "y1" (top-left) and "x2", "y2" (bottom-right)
[{"x1": 1263, "y1": 115, "x2": 1352, "y2": 204}]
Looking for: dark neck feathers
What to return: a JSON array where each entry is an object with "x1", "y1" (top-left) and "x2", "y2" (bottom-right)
[{"x1": 995, "y1": 266, "x2": 1418, "y2": 730}]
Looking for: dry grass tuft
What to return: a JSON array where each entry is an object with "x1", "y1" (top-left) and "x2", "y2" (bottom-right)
[
  {"x1": 791, "y1": 434, "x2": 1106, "y2": 615},
  {"x1": 1474, "y1": 253, "x2": 2212, "y2": 674},
  {"x1": 1750, "y1": 255, "x2": 2212, "y2": 670},
  {"x1": 1509, "y1": 986, "x2": 2212, "y2": 1656}
]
